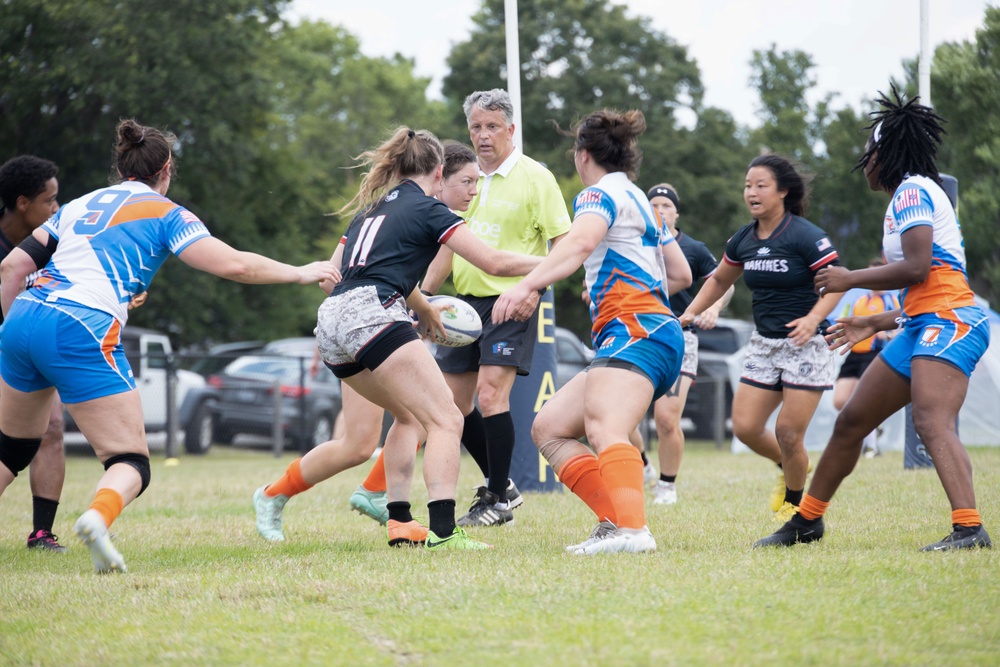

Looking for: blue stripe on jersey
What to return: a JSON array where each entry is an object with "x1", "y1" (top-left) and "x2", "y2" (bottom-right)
[
  {"x1": 626, "y1": 190, "x2": 663, "y2": 248},
  {"x1": 930, "y1": 242, "x2": 968, "y2": 274}
]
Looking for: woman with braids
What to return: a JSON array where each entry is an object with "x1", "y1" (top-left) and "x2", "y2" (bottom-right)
[
  {"x1": 756, "y1": 88, "x2": 991, "y2": 551},
  {"x1": 494, "y1": 109, "x2": 692, "y2": 554},
  {"x1": 0, "y1": 119, "x2": 338, "y2": 573},
  {"x1": 256, "y1": 128, "x2": 540, "y2": 551},
  {"x1": 680, "y1": 155, "x2": 842, "y2": 523}
]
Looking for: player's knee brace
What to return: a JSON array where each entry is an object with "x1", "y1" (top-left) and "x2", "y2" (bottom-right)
[
  {"x1": 104, "y1": 453, "x2": 151, "y2": 496},
  {"x1": 0, "y1": 431, "x2": 43, "y2": 477}
]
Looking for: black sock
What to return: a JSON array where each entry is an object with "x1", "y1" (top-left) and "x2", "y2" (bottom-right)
[
  {"x1": 484, "y1": 412, "x2": 515, "y2": 501},
  {"x1": 461, "y1": 408, "x2": 490, "y2": 478},
  {"x1": 640, "y1": 451, "x2": 650, "y2": 466},
  {"x1": 32, "y1": 496, "x2": 59, "y2": 534},
  {"x1": 784, "y1": 488, "x2": 804, "y2": 506},
  {"x1": 659, "y1": 474, "x2": 677, "y2": 484},
  {"x1": 387, "y1": 501, "x2": 413, "y2": 524},
  {"x1": 428, "y1": 499, "x2": 457, "y2": 537}
]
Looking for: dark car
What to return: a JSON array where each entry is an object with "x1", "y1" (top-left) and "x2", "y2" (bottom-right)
[{"x1": 210, "y1": 353, "x2": 341, "y2": 451}]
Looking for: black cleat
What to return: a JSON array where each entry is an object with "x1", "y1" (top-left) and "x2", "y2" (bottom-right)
[
  {"x1": 27, "y1": 529, "x2": 69, "y2": 553},
  {"x1": 456, "y1": 488, "x2": 514, "y2": 527},
  {"x1": 919, "y1": 524, "x2": 992, "y2": 552},
  {"x1": 753, "y1": 514, "x2": 825, "y2": 548}
]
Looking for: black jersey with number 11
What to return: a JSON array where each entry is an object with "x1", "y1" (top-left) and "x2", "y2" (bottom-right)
[
  {"x1": 723, "y1": 212, "x2": 839, "y2": 338},
  {"x1": 336, "y1": 180, "x2": 464, "y2": 302}
]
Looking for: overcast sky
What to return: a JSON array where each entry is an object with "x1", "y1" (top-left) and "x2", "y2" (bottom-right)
[{"x1": 287, "y1": 1, "x2": 992, "y2": 128}]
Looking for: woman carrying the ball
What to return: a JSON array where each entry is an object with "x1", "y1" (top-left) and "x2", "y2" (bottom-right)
[
  {"x1": 254, "y1": 130, "x2": 540, "y2": 550},
  {"x1": 0, "y1": 119, "x2": 338, "y2": 573},
  {"x1": 493, "y1": 109, "x2": 692, "y2": 554}
]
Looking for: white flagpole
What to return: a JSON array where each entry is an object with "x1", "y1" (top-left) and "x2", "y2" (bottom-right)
[
  {"x1": 504, "y1": 0, "x2": 524, "y2": 149},
  {"x1": 919, "y1": 0, "x2": 931, "y2": 106}
]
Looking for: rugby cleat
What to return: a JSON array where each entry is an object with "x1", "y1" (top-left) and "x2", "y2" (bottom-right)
[
  {"x1": 27, "y1": 529, "x2": 68, "y2": 553},
  {"x1": 253, "y1": 486, "x2": 288, "y2": 542},
  {"x1": 753, "y1": 514, "x2": 825, "y2": 548},
  {"x1": 74, "y1": 509, "x2": 126, "y2": 573},
  {"x1": 919, "y1": 524, "x2": 992, "y2": 551},
  {"x1": 425, "y1": 527, "x2": 492, "y2": 551},
  {"x1": 387, "y1": 519, "x2": 428, "y2": 547},
  {"x1": 457, "y1": 488, "x2": 514, "y2": 527},
  {"x1": 349, "y1": 485, "x2": 389, "y2": 525},
  {"x1": 652, "y1": 480, "x2": 677, "y2": 505},
  {"x1": 773, "y1": 501, "x2": 800, "y2": 523}
]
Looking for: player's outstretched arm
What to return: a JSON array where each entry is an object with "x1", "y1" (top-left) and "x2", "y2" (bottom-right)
[
  {"x1": 443, "y1": 225, "x2": 542, "y2": 278},
  {"x1": 178, "y1": 236, "x2": 337, "y2": 286}
]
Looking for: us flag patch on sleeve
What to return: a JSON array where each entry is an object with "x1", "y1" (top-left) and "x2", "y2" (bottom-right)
[{"x1": 816, "y1": 237, "x2": 832, "y2": 251}]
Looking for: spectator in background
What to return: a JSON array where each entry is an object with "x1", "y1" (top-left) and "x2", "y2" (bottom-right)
[{"x1": 831, "y1": 257, "x2": 899, "y2": 458}]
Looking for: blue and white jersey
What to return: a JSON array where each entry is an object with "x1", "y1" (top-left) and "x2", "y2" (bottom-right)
[
  {"x1": 26, "y1": 181, "x2": 210, "y2": 324},
  {"x1": 575, "y1": 172, "x2": 674, "y2": 337},
  {"x1": 882, "y1": 174, "x2": 975, "y2": 316}
]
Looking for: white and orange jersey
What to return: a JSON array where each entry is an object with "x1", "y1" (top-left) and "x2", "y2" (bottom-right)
[
  {"x1": 575, "y1": 172, "x2": 674, "y2": 336},
  {"x1": 883, "y1": 174, "x2": 975, "y2": 316},
  {"x1": 27, "y1": 181, "x2": 210, "y2": 324}
]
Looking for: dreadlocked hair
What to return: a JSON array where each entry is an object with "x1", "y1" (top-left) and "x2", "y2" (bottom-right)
[{"x1": 854, "y1": 84, "x2": 947, "y2": 191}]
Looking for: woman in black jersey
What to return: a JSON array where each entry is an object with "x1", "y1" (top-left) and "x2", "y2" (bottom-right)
[
  {"x1": 253, "y1": 128, "x2": 540, "y2": 551},
  {"x1": 679, "y1": 155, "x2": 841, "y2": 522}
]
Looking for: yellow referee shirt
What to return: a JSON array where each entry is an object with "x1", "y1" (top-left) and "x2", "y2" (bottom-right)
[{"x1": 453, "y1": 149, "x2": 572, "y2": 296}]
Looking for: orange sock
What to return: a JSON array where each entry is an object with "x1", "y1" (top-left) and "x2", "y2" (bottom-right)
[
  {"x1": 90, "y1": 488, "x2": 124, "y2": 529},
  {"x1": 362, "y1": 448, "x2": 388, "y2": 493},
  {"x1": 952, "y1": 508, "x2": 982, "y2": 527},
  {"x1": 799, "y1": 494, "x2": 830, "y2": 521},
  {"x1": 265, "y1": 458, "x2": 313, "y2": 498},
  {"x1": 362, "y1": 442, "x2": 422, "y2": 493},
  {"x1": 597, "y1": 443, "x2": 645, "y2": 529},
  {"x1": 558, "y1": 454, "x2": 617, "y2": 525}
]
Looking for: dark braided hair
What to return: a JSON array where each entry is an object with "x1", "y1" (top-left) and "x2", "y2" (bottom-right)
[{"x1": 854, "y1": 85, "x2": 947, "y2": 191}]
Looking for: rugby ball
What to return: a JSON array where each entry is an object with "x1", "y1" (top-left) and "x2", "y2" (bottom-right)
[{"x1": 426, "y1": 295, "x2": 482, "y2": 347}]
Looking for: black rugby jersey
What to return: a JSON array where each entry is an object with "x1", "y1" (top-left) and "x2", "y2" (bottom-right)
[
  {"x1": 669, "y1": 228, "x2": 720, "y2": 316},
  {"x1": 336, "y1": 180, "x2": 463, "y2": 301},
  {"x1": 723, "y1": 212, "x2": 838, "y2": 338},
  {"x1": 0, "y1": 221, "x2": 15, "y2": 325}
]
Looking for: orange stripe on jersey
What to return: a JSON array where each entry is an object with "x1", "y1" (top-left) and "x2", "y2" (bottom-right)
[
  {"x1": 902, "y1": 265, "x2": 976, "y2": 316},
  {"x1": 109, "y1": 198, "x2": 176, "y2": 228},
  {"x1": 101, "y1": 320, "x2": 122, "y2": 372},
  {"x1": 592, "y1": 271, "x2": 671, "y2": 334}
]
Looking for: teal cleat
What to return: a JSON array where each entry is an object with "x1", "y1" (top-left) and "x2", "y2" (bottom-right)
[
  {"x1": 349, "y1": 485, "x2": 389, "y2": 525},
  {"x1": 253, "y1": 486, "x2": 288, "y2": 542}
]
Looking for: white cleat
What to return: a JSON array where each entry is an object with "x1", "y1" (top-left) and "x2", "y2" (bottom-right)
[
  {"x1": 570, "y1": 524, "x2": 657, "y2": 555},
  {"x1": 74, "y1": 509, "x2": 127, "y2": 574},
  {"x1": 652, "y1": 480, "x2": 677, "y2": 505}
]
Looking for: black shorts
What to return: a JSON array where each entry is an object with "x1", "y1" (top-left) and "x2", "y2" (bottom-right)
[
  {"x1": 837, "y1": 350, "x2": 880, "y2": 380},
  {"x1": 434, "y1": 294, "x2": 538, "y2": 376}
]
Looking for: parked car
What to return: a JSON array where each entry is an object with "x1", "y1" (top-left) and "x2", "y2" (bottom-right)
[
  {"x1": 64, "y1": 327, "x2": 207, "y2": 450},
  {"x1": 209, "y1": 352, "x2": 341, "y2": 451},
  {"x1": 554, "y1": 326, "x2": 594, "y2": 389},
  {"x1": 185, "y1": 340, "x2": 265, "y2": 378},
  {"x1": 684, "y1": 317, "x2": 754, "y2": 440}
]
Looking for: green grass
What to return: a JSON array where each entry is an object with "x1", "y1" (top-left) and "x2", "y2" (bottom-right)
[{"x1": 2, "y1": 443, "x2": 998, "y2": 666}]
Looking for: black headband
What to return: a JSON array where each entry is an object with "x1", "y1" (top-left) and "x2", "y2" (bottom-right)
[{"x1": 646, "y1": 185, "x2": 679, "y2": 209}]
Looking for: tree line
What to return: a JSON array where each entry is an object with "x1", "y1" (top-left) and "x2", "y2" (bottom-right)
[{"x1": 2, "y1": 0, "x2": 997, "y2": 345}]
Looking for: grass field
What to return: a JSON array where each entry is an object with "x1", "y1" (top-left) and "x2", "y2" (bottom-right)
[{"x1": 1, "y1": 442, "x2": 998, "y2": 666}]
